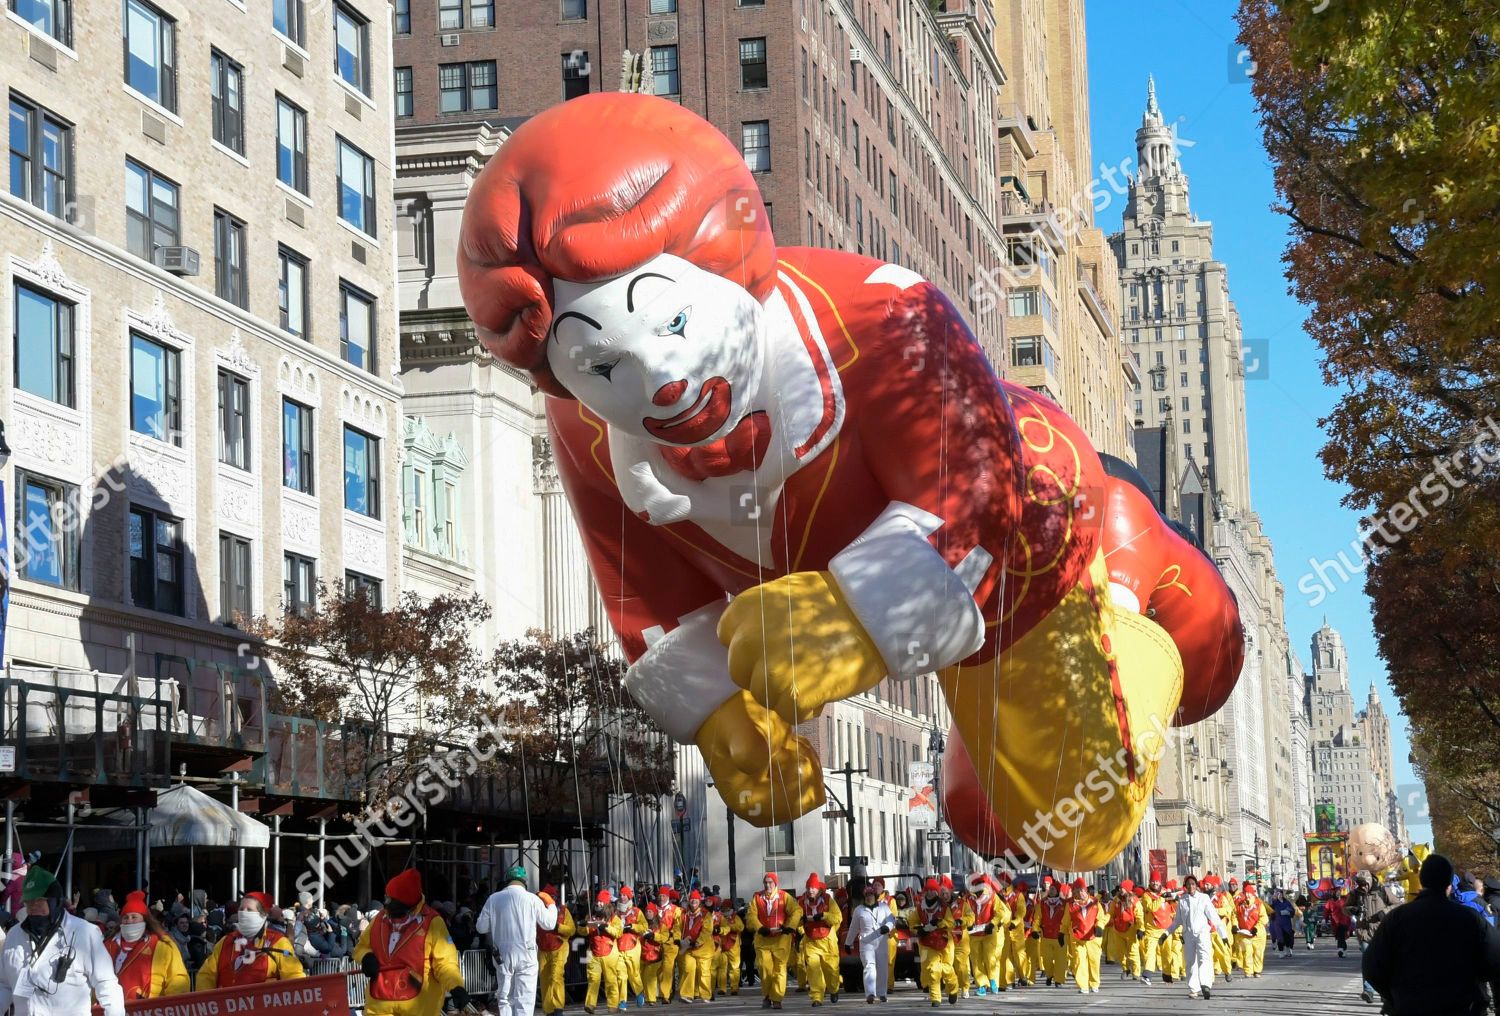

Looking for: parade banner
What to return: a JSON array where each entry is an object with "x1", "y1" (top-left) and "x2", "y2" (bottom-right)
[
  {"x1": 1149, "y1": 848, "x2": 1168, "y2": 883},
  {"x1": 107, "y1": 973, "x2": 352, "y2": 1016},
  {"x1": 907, "y1": 761, "x2": 937, "y2": 829}
]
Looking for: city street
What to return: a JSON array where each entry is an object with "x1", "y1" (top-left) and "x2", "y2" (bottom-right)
[{"x1": 692, "y1": 952, "x2": 1371, "y2": 1016}]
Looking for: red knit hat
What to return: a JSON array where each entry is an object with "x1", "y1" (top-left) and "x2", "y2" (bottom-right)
[
  {"x1": 1120, "y1": 880, "x2": 1134, "y2": 892},
  {"x1": 688, "y1": 890, "x2": 703, "y2": 902},
  {"x1": 1042, "y1": 876, "x2": 1054, "y2": 886},
  {"x1": 924, "y1": 877, "x2": 940, "y2": 893},
  {"x1": 543, "y1": 884, "x2": 559, "y2": 899},
  {"x1": 806, "y1": 873, "x2": 826, "y2": 891},
  {"x1": 1166, "y1": 879, "x2": 1179, "y2": 890},
  {"x1": 1132, "y1": 885, "x2": 1146, "y2": 897},
  {"x1": 658, "y1": 885, "x2": 673, "y2": 897},
  {"x1": 940, "y1": 875, "x2": 954, "y2": 890},
  {"x1": 596, "y1": 891, "x2": 613, "y2": 906},
  {"x1": 243, "y1": 891, "x2": 273, "y2": 913},
  {"x1": 122, "y1": 891, "x2": 149, "y2": 918},
  {"x1": 386, "y1": 869, "x2": 423, "y2": 907},
  {"x1": 1071, "y1": 878, "x2": 1086, "y2": 891},
  {"x1": 620, "y1": 886, "x2": 634, "y2": 900},
  {"x1": 763, "y1": 873, "x2": 778, "y2": 886}
]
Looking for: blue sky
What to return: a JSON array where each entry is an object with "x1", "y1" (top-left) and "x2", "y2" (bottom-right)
[{"x1": 1083, "y1": 0, "x2": 1430, "y2": 845}]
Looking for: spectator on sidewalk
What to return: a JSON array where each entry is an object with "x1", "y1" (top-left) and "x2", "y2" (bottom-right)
[{"x1": 1363, "y1": 853, "x2": 1500, "y2": 1016}]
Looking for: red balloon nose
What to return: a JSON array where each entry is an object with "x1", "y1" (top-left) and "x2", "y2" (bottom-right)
[{"x1": 653, "y1": 380, "x2": 688, "y2": 406}]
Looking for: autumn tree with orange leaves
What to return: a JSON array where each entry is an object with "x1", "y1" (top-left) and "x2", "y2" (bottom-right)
[{"x1": 1238, "y1": 0, "x2": 1500, "y2": 862}]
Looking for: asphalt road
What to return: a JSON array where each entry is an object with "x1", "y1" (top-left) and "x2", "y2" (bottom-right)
[{"x1": 652, "y1": 946, "x2": 1372, "y2": 1015}]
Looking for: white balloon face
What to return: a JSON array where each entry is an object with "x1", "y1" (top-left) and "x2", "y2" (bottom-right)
[{"x1": 546, "y1": 253, "x2": 767, "y2": 447}]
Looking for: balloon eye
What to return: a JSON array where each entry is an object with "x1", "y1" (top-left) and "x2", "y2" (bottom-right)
[
  {"x1": 659, "y1": 308, "x2": 691, "y2": 337},
  {"x1": 587, "y1": 361, "x2": 617, "y2": 381}
]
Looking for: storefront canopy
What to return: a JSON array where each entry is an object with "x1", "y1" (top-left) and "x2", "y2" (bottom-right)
[{"x1": 148, "y1": 784, "x2": 270, "y2": 850}]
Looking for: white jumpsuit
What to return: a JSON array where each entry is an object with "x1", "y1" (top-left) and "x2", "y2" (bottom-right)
[
  {"x1": 843, "y1": 902, "x2": 894, "y2": 999},
  {"x1": 1164, "y1": 890, "x2": 1229, "y2": 995},
  {"x1": 478, "y1": 884, "x2": 560, "y2": 1016},
  {"x1": 0, "y1": 911, "x2": 126, "y2": 1016}
]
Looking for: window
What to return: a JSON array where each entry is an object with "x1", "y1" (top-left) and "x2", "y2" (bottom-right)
[
  {"x1": 210, "y1": 50, "x2": 244, "y2": 154},
  {"x1": 283, "y1": 553, "x2": 316, "y2": 617},
  {"x1": 218, "y1": 370, "x2": 250, "y2": 470},
  {"x1": 1172, "y1": 239, "x2": 1180, "y2": 252},
  {"x1": 8, "y1": 96, "x2": 71, "y2": 217},
  {"x1": 276, "y1": 97, "x2": 308, "y2": 194},
  {"x1": 345, "y1": 571, "x2": 382, "y2": 607},
  {"x1": 394, "y1": 0, "x2": 409, "y2": 33},
  {"x1": 648, "y1": 0, "x2": 676, "y2": 12},
  {"x1": 801, "y1": 48, "x2": 808, "y2": 101},
  {"x1": 439, "y1": 0, "x2": 462, "y2": 29},
  {"x1": 1180, "y1": 371, "x2": 1189, "y2": 386},
  {"x1": 650, "y1": 46, "x2": 679, "y2": 96},
  {"x1": 13, "y1": 282, "x2": 74, "y2": 407},
  {"x1": 124, "y1": 0, "x2": 176, "y2": 111},
  {"x1": 439, "y1": 60, "x2": 498, "y2": 112},
  {"x1": 766, "y1": 822, "x2": 795, "y2": 856},
  {"x1": 125, "y1": 159, "x2": 178, "y2": 259},
  {"x1": 394, "y1": 67, "x2": 413, "y2": 118},
  {"x1": 469, "y1": 0, "x2": 494, "y2": 26},
  {"x1": 10, "y1": 0, "x2": 70, "y2": 45},
  {"x1": 336, "y1": 137, "x2": 376, "y2": 235},
  {"x1": 562, "y1": 51, "x2": 590, "y2": 100},
  {"x1": 15, "y1": 471, "x2": 79, "y2": 588},
  {"x1": 740, "y1": 38, "x2": 767, "y2": 90},
  {"x1": 282, "y1": 399, "x2": 315, "y2": 493},
  {"x1": 340, "y1": 282, "x2": 375, "y2": 371},
  {"x1": 273, "y1": 0, "x2": 305, "y2": 45},
  {"x1": 130, "y1": 332, "x2": 180, "y2": 445},
  {"x1": 561, "y1": 0, "x2": 586, "y2": 19},
  {"x1": 742, "y1": 120, "x2": 770, "y2": 172},
  {"x1": 129, "y1": 506, "x2": 184, "y2": 615},
  {"x1": 213, "y1": 209, "x2": 247, "y2": 309},
  {"x1": 1183, "y1": 419, "x2": 1192, "y2": 434},
  {"x1": 278, "y1": 247, "x2": 309, "y2": 338},
  {"x1": 406, "y1": 466, "x2": 427, "y2": 547},
  {"x1": 344, "y1": 426, "x2": 380, "y2": 518},
  {"x1": 876, "y1": 732, "x2": 885, "y2": 781},
  {"x1": 219, "y1": 533, "x2": 251, "y2": 625},
  {"x1": 334, "y1": 3, "x2": 370, "y2": 95},
  {"x1": 1006, "y1": 286, "x2": 1055, "y2": 326}
]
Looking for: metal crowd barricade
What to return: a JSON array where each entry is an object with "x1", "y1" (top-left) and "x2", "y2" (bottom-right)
[
  {"x1": 341, "y1": 950, "x2": 492, "y2": 1013},
  {"x1": 308, "y1": 955, "x2": 354, "y2": 977},
  {"x1": 462, "y1": 948, "x2": 497, "y2": 997}
]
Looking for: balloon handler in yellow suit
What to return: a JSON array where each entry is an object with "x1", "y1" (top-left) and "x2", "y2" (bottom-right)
[
  {"x1": 797, "y1": 874, "x2": 842, "y2": 1005},
  {"x1": 584, "y1": 892, "x2": 626, "y2": 1014},
  {"x1": 747, "y1": 874, "x2": 804, "y2": 1009},
  {"x1": 353, "y1": 868, "x2": 467, "y2": 1016}
]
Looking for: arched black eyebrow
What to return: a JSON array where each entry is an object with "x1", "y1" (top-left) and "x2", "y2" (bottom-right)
[
  {"x1": 552, "y1": 310, "x2": 602, "y2": 338},
  {"x1": 627, "y1": 272, "x2": 675, "y2": 312}
]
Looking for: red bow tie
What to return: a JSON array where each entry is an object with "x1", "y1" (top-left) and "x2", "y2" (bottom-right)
[{"x1": 657, "y1": 412, "x2": 772, "y2": 482}]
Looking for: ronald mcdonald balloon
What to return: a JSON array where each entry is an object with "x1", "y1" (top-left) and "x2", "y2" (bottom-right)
[{"x1": 457, "y1": 94, "x2": 1245, "y2": 870}]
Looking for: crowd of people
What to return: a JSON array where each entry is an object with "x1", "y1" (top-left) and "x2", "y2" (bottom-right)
[{"x1": 4, "y1": 854, "x2": 1499, "y2": 1014}]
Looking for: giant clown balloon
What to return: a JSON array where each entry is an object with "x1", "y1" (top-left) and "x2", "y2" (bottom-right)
[{"x1": 458, "y1": 94, "x2": 1245, "y2": 870}]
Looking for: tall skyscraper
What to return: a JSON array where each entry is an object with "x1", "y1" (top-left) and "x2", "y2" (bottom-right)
[
  {"x1": 1112, "y1": 78, "x2": 1302, "y2": 882},
  {"x1": 1110, "y1": 76, "x2": 1251, "y2": 509},
  {"x1": 990, "y1": 0, "x2": 1136, "y2": 459},
  {"x1": 1304, "y1": 622, "x2": 1387, "y2": 832}
]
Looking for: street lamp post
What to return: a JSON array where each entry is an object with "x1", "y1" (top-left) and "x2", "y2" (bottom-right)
[{"x1": 928, "y1": 728, "x2": 947, "y2": 873}]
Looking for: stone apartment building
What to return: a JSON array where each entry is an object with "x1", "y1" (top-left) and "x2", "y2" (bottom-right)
[{"x1": 2, "y1": 0, "x2": 399, "y2": 679}]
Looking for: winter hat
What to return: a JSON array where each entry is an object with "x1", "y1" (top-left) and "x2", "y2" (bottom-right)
[
  {"x1": 688, "y1": 890, "x2": 702, "y2": 902},
  {"x1": 620, "y1": 886, "x2": 634, "y2": 901},
  {"x1": 1120, "y1": 880, "x2": 1134, "y2": 893},
  {"x1": 21, "y1": 866, "x2": 59, "y2": 903},
  {"x1": 806, "y1": 873, "x2": 826, "y2": 891},
  {"x1": 763, "y1": 873, "x2": 778, "y2": 887},
  {"x1": 505, "y1": 865, "x2": 527, "y2": 884},
  {"x1": 122, "y1": 891, "x2": 149, "y2": 918},
  {"x1": 923, "y1": 877, "x2": 940, "y2": 893},
  {"x1": 386, "y1": 869, "x2": 423, "y2": 907},
  {"x1": 596, "y1": 890, "x2": 613, "y2": 906},
  {"x1": 1071, "y1": 878, "x2": 1086, "y2": 891}
]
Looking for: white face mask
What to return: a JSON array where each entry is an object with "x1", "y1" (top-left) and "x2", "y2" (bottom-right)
[
  {"x1": 121, "y1": 923, "x2": 147, "y2": 943},
  {"x1": 236, "y1": 912, "x2": 266, "y2": 939}
]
